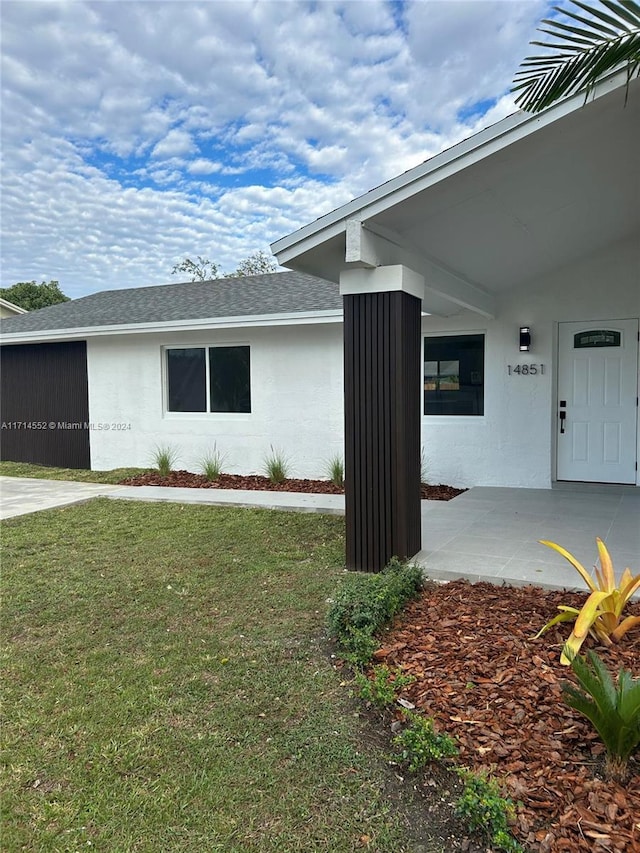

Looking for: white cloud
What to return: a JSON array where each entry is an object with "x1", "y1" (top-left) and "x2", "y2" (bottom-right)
[
  {"x1": 0, "y1": 0, "x2": 552, "y2": 296},
  {"x1": 187, "y1": 158, "x2": 222, "y2": 175},
  {"x1": 151, "y1": 129, "x2": 196, "y2": 158}
]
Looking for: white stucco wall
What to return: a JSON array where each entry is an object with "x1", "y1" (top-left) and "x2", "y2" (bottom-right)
[
  {"x1": 421, "y1": 236, "x2": 640, "y2": 488},
  {"x1": 87, "y1": 322, "x2": 344, "y2": 478}
]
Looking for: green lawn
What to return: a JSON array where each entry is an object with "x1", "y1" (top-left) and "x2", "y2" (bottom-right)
[
  {"x1": 1, "y1": 499, "x2": 412, "y2": 852},
  {"x1": 0, "y1": 461, "x2": 148, "y2": 483}
]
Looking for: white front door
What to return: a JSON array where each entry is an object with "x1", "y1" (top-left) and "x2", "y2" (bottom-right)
[{"x1": 557, "y1": 319, "x2": 638, "y2": 484}]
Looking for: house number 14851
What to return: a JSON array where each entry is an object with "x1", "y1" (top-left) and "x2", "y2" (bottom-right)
[{"x1": 507, "y1": 364, "x2": 545, "y2": 375}]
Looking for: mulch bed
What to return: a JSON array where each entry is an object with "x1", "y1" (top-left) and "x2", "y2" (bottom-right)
[
  {"x1": 374, "y1": 580, "x2": 640, "y2": 853},
  {"x1": 118, "y1": 470, "x2": 465, "y2": 501}
]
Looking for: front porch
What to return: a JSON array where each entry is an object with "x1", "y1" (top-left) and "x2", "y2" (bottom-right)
[
  {"x1": 416, "y1": 484, "x2": 639, "y2": 591},
  {"x1": 273, "y1": 72, "x2": 639, "y2": 573}
]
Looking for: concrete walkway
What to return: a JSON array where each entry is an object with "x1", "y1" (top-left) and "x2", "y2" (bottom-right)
[
  {"x1": 109, "y1": 483, "x2": 345, "y2": 514},
  {"x1": 0, "y1": 476, "x2": 125, "y2": 518},
  {"x1": 1, "y1": 476, "x2": 637, "y2": 592},
  {"x1": 0, "y1": 476, "x2": 344, "y2": 519}
]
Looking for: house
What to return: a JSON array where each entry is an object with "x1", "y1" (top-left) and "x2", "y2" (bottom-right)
[
  {"x1": 0, "y1": 273, "x2": 344, "y2": 474},
  {"x1": 0, "y1": 298, "x2": 27, "y2": 318},
  {"x1": 1, "y1": 72, "x2": 638, "y2": 571},
  {"x1": 271, "y1": 70, "x2": 639, "y2": 570}
]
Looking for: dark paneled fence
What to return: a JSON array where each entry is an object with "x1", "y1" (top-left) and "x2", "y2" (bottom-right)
[{"x1": 0, "y1": 341, "x2": 90, "y2": 469}]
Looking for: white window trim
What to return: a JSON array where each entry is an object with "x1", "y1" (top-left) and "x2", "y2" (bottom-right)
[{"x1": 162, "y1": 343, "x2": 252, "y2": 417}]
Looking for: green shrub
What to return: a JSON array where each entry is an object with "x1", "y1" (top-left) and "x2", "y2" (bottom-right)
[
  {"x1": 455, "y1": 769, "x2": 523, "y2": 853},
  {"x1": 152, "y1": 444, "x2": 179, "y2": 477},
  {"x1": 341, "y1": 627, "x2": 378, "y2": 667},
  {"x1": 199, "y1": 444, "x2": 226, "y2": 481},
  {"x1": 355, "y1": 665, "x2": 415, "y2": 709},
  {"x1": 327, "y1": 573, "x2": 392, "y2": 638},
  {"x1": 562, "y1": 648, "x2": 640, "y2": 781},
  {"x1": 326, "y1": 558, "x2": 424, "y2": 665},
  {"x1": 262, "y1": 446, "x2": 290, "y2": 484},
  {"x1": 393, "y1": 711, "x2": 458, "y2": 770},
  {"x1": 326, "y1": 455, "x2": 345, "y2": 488}
]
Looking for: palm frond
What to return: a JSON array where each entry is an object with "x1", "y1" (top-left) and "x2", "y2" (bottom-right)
[
  {"x1": 512, "y1": 0, "x2": 640, "y2": 112},
  {"x1": 594, "y1": 0, "x2": 640, "y2": 27},
  {"x1": 571, "y1": 0, "x2": 637, "y2": 32}
]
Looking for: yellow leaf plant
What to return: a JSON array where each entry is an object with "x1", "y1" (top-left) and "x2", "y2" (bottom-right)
[{"x1": 534, "y1": 537, "x2": 640, "y2": 665}]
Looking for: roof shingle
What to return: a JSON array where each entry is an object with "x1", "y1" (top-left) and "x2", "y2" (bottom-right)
[{"x1": 0, "y1": 271, "x2": 340, "y2": 335}]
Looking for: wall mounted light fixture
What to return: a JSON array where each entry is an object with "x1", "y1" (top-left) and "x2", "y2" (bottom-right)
[{"x1": 519, "y1": 326, "x2": 531, "y2": 352}]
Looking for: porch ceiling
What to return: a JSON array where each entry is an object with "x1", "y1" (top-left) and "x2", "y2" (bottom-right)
[{"x1": 274, "y1": 75, "x2": 639, "y2": 316}]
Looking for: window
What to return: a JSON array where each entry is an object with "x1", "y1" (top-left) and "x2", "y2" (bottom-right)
[
  {"x1": 424, "y1": 334, "x2": 484, "y2": 415},
  {"x1": 166, "y1": 346, "x2": 251, "y2": 413},
  {"x1": 167, "y1": 348, "x2": 207, "y2": 412}
]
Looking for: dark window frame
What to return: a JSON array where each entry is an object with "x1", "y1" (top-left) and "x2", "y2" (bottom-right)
[
  {"x1": 423, "y1": 333, "x2": 485, "y2": 416},
  {"x1": 165, "y1": 344, "x2": 251, "y2": 414}
]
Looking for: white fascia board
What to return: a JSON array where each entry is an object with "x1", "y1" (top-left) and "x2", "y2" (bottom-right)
[
  {"x1": 272, "y1": 72, "x2": 628, "y2": 264},
  {"x1": 0, "y1": 298, "x2": 28, "y2": 314},
  {"x1": 0, "y1": 309, "x2": 344, "y2": 345}
]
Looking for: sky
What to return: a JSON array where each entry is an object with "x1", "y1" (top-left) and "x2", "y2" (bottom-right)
[{"x1": 1, "y1": 0, "x2": 552, "y2": 299}]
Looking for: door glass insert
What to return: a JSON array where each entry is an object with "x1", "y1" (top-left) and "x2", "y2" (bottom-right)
[{"x1": 574, "y1": 330, "x2": 621, "y2": 349}]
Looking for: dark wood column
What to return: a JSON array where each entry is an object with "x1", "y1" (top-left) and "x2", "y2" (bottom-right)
[{"x1": 343, "y1": 288, "x2": 422, "y2": 572}]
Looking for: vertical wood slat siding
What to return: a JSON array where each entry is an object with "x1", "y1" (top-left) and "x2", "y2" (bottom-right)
[
  {"x1": 0, "y1": 341, "x2": 90, "y2": 469},
  {"x1": 343, "y1": 291, "x2": 421, "y2": 572}
]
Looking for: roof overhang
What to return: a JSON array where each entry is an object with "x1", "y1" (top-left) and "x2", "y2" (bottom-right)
[
  {"x1": 272, "y1": 71, "x2": 639, "y2": 317},
  {"x1": 0, "y1": 309, "x2": 344, "y2": 345}
]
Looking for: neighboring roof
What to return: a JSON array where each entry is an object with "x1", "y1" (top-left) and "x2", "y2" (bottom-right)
[
  {"x1": 0, "y1": 271, "x2": 341, "y2": 340},
  {"x1": 0, "y1": 297, "x2": 27, "y2": 315}
]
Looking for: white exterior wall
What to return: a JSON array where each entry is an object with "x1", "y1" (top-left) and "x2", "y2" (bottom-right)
[
  {"x1": 87, "y1": 322, "x2": 344, "y2": 477},
  {"x1": 422, "y1": 236, "x2": 640, "y2": 488}
]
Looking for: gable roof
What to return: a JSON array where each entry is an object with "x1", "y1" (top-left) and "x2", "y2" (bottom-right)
[
  {"x1": 272, "y1": 71, "x2": 638, "y2": 318},
  {"x1": 273, "y1": 72, "x2": 632, "y2": 265},
  {"x1": 0, "y1": 272, "x2": 341, "y2": 342}
]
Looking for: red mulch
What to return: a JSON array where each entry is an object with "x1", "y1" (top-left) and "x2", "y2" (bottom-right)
[
  {"x1": 374, "y1": 580, "x2": 640, "y2": 853},
  {"x1": 119, "y1": 470, "x2": 465, "y2": 501}
]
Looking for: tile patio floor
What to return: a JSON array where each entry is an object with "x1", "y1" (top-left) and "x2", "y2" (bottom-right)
[{"x1": 415, "y1": 484, "x2": 639, "y2": 591}]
